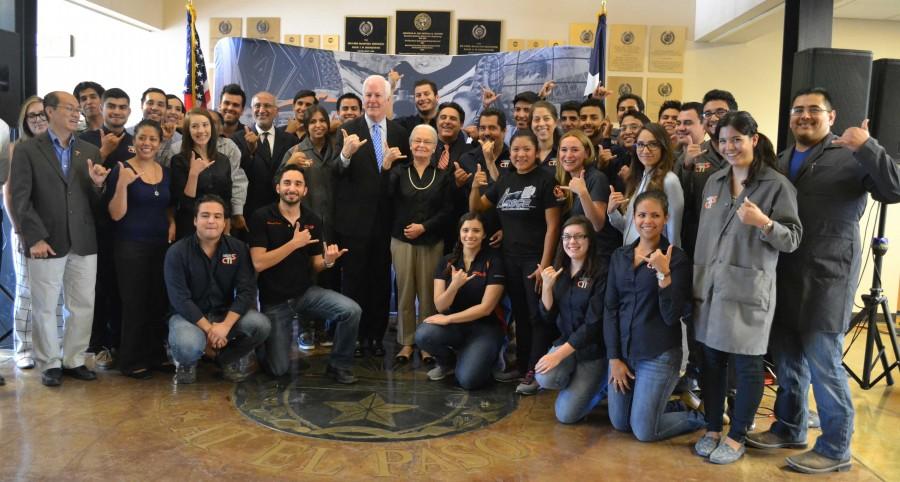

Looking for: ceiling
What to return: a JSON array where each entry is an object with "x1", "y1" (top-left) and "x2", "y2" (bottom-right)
[{"x1": 834, "y1": 0, "x2": 900, "y2": 20}]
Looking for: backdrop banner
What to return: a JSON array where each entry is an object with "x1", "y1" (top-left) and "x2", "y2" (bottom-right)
[{"x1": 214, "y1": 37, "x2": 591, "y2": 128}]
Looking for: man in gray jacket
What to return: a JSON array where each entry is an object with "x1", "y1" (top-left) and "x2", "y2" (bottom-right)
[
  {"x1": 746, "y1": 87, "x2": 900, "y2": 474},
  {"x1": 9, "y1": 91, "x2": 111, "y2": 387}
]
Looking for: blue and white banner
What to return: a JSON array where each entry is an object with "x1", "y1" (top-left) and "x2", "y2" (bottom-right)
[{"x1": 214, "y1": 37, "x2": 591, "y2": 127}]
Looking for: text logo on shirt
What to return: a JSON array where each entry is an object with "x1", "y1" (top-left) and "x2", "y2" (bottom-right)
[
  {"x1": 704, "y1": 195, "x2": 718, "y2": 210},
  {"x1": 221, "y1": 253, "x2": 238, "y2": 265},
  {"x1": 496, "y1": 186, "x2": 536, "y2": 211}
]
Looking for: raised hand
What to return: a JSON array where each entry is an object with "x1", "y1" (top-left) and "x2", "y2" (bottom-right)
[
  {"x1": 683, "y1": 137, "x2": 707, "y2": 168},
  {"x1": 482, "y1": 87, "x2": 499, "y2": 108},
  {"x1": 473, "y1": 163, "x2": 488, "y2": 187},
  {"x1": 453, "y1": 161, "x2": 472, "y2": 187},
  {"x1": 285, "y1": 118, "x2": 302, "y2": 135},
  {"x1": 599, "y1": 146, "x2": 617, "y2": 165},
  {"x1": 592, "y1": 82, "x2": 612, "y2": 99},
  {"x1": 340, "y1": 128, "x2": 368, "y2": 158},
  {"x1": 87, "y1": 159, "x2": 110, "y2": 187},
  {"x1": 116, "y1": 161, "x2": 141, "y2": 187},
  {"x1": 448, "y1": 266, "x2": 476, "y2": 289},
  {"x1": 479, "y1": 138, "x2": 496, "y2": 165},
  {"x1": 161, "y1": 122, "x2": 176, "y2": 141},
  {"x1": 323, "y1": 242, "x2": 349, "y2": 265},
  {"x1": 736, "y1": 197, "x2": 769, "y2": 228},
  {"x1": 100, "y1": 130, "x2": 123, "y2": 158},
  {"x1": 539, "y1": 80, "x2": 556, "y2": 99},
  {"x1": 618, "y1": 164, "x2": 631, "y2": 181},
  {"x1": 388, "y1": 68, "x2": 404, "y2": 91},
  {"x1": 644, "y1": 245, "x2": 673, "y2": 275},
  {"x1": 286, "y1": 149, "x2": 312, "y2": 168},
  {"x1": 290, "y1": 224, "x2": 318, "y2": 249},
  {"x1": 560, "y1": 170, "x2": 588, "y2": 196},
  {"x1": 383, "y1": 146, "x2": 406, "y2": 170},
  {"x1": 832, "y1": 118, "x2": 871, "y2": 152},
  {"x1": 607, "y1": 184, "x2": 629, "y2": 213},
  {"x1": 244, "y1": 126, "x2": 259, "y2": 153},
  {"x1": 540, "y1": 265, "x2": 564, "y2": 289},
  {"x1": 189, "y1": 151, "x2": 215, "y2": 176}
]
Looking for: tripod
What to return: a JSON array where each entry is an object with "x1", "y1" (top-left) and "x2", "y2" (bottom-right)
[{"x1": 843, "y1": 202, "x2": 900, "y2": 389}]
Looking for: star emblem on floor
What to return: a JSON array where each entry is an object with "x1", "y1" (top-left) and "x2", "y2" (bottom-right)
[{"x1": 324, "y1": 393, "x2": 417, "y2": 428}]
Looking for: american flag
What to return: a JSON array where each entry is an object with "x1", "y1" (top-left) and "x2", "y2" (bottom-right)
[
  {"x1": 583, "y1": 2, "x2": 607, "y2": 96},
  {"x1": 183, "y1": 2, "x2": 210, "y2": 109}
]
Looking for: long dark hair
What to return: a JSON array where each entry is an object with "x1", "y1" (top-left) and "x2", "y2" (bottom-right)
[
  {"x1": 303, "y1": 105, "x2": 332, "y2": 146},
  {"x1": 553, "y1": 215, "x2": 600, "y2": 278},
  {"x1": 714, "y1": 111, "x2": 778, "y2": 185},
  {"x1": 625, "y1": 122, "x2": 675, "y2": 198},
  {"x1": 181, "y1": 107, "x2": 218, "y2": 160},
  {"x1": 445, "y1": 212, "x2": 488, "y2": 274}
]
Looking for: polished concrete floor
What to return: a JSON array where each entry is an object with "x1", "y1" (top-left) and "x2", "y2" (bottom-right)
[{"x1": 1, "y1": 330, "x2": 898, "y2": 481}]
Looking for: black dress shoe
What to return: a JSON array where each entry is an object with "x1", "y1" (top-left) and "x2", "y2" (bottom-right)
[
  {"x1": 122, "y1": 369, "x2": 153, "y2": 380},
  {"x1": 371, "y1": 341, "x2": 386, "y2": 357},
  {"x1": 62, "y1": 365, "x2": 97, "y2": 381},
  {"x1": 325, "y1": 364, "x2": 358, "y2": 384},
  {"x1": 42, "y1": 368, "x2": 63, "y2": 387}
]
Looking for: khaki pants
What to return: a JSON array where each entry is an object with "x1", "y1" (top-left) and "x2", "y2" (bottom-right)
[{"x1": 390, "y1": 238, "x2": 443, "y2": 346}]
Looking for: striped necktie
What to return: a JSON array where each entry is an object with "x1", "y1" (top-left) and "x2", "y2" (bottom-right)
[{"x1": 372, "y1": 123, "x2": 384, "y2": 171}]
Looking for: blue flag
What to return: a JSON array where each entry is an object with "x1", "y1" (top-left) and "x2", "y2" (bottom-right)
[{"x1": 584, "y1": 6, "x2": 607, "y2": 96}]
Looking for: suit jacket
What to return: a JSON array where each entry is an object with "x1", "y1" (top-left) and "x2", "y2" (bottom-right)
[
  {"x1": 9, "y1": 132, "x2": 102, "y2": 257},
  {"x1": 231, "y1": 125, "x2": 299, "y2": 220},
  {"x1": 333, "y1": 116, "x2": 410, "y2": 237}
]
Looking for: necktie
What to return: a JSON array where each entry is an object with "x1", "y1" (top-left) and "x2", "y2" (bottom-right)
[
  {"x1": 260, "y1": 132, "x2": 271, "y2": 159},
  {"x1": 438, "y1": 144, "x2": 450, "y2": 170},
  {"x1": 372, "y1": 123, "x2": 384, "y2": 171}
]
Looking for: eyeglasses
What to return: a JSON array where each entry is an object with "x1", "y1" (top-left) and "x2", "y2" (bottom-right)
[
  {"x1": 54, "y1": 104, "x2": 81, "y2": 115},
  {"x1": 26, "y1": 112, "x2": 48, "y2": 121},
  {"x1": 635, "y1": 141, "x2": 661, "y2": 151},
  {"x1": 702, "y1": 108, "x2": 729, "y2": 119},
  {"x1": 561, "y1": 233, "x2": 589, "y2": 242},
  {"x1": 790, "y1": 106, "x2": 830, "y2": 116}
]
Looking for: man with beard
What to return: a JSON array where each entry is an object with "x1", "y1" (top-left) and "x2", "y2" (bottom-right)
[
  {"x1": 249, "y1": 164, "x2": 360, "y2": 383},
  {"x1": 218, "y1": 83, "x2": 248, "y2": 138},
  {"x1": 395, "y1": 79, "x2": 440, "y2": 132},
  {"x1": 74, "y1": 81, "x2": 104, "y2": 133},
  {"x1": 746, "y1": 87, "x2": 900, "y2": 474},
  {"x1": 80, "y1": 88, "x2": 134, "y2": 167}
]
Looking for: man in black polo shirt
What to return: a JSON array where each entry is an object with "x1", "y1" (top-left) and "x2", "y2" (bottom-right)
[
  {"x1": 249, "y1": 164, "x2": 360, "y2": 384},
  {"x1": 80, "y1": 88, "x2": 134, "y2": 168},
  {"x1": 395, "y1": 79, "x2": 440, "y2": 132},
  {"x1": 164, "y1": 194, "x2": 271, "y2": 384}
]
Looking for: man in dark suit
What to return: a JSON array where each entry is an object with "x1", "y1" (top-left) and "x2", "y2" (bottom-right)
[
  {"x1": 335, "y1": 75, "x2": 411, "y2": 356},
  {"x1": 9, "y1": 91, "x2": 111, "y2": 387},
  {"x1": 231, "y1": 91, "x2": 299, "y2": 234}
]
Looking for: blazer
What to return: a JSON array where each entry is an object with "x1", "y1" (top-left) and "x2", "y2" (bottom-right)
[
  {"x1": 333, "y1": 115, "x2": 410, "y2": 238},
  {"x1": 231, "y1": 124, "x2": 299, "y2": 220},
  {"x1": 692, "y1": 165, "x2": 802, "y2": 355},
  {"x1": 9, "y1": 132, "x2": 102, "y2": 257},
  {"x1": 774, "y1": 134, "x2": 900, "y2": 333}
]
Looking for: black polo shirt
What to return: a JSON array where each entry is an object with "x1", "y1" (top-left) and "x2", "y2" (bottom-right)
[
  {"x1": 248, "y1": 203, "x2": 324, "y2": 306},
  {"x1": 434, "y1": 248, "x2": 506, "y2": 325},
  {"x1": 79, "y1": 127, "x2": 135, "y2": 168}
]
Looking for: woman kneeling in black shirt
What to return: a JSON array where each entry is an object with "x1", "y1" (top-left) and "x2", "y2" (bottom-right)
[{"x1": 415, "y1": 213, "x2": 506, "y2": 389}]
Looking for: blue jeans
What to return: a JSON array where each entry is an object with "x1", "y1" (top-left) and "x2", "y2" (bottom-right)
[
  {"x1": 261, "y1": 286, "x2": 361, "y2": 376},
  {"x1": 168, "y1": 310, "x2": 271, "y2": 367},
  {"x1": 770, "y1": 324, "x2": 854, "y2": 460},
  {"x1": 415, "y1": 321, "x2": 504, "y2": 390},
  {"x1": 535, "y1": 345, "x2": 608, "y2": 424},
  {"x1": 608, "y1": 347, "x2": 704, "y2": 442}
]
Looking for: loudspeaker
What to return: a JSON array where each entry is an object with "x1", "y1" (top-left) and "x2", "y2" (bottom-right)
[
  {"x1": 791, "y1": 48, "x2": 873, "y2": 136},
  {"x1": 868, "y1": 59, "x2": 900, "y2": 159}
]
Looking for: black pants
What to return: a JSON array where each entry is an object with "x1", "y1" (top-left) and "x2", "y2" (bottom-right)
[
  {"x1": 89, "y1": 224, "x2": 121, "y2": 352},
  {"x1": 503, "y1": 254, "x2": 557, "y2": 374},
  {"x1": 701, "y1": 343, "x2": 764, "y2": 442},
  {"x1": 114, "y1": 239, "x2": 168, "y2": 373},
  {"x1": 340, "y1": 232, "x2": 392, "y2": 345}
]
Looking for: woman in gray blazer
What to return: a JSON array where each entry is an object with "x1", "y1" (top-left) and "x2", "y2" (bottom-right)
[{"x1": 691, "y1": 112, "x2": 802, "y2": 464}]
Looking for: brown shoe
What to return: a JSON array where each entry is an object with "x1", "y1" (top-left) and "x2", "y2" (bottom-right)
[
  {"x1": 746, "y1": 430, "x2": 807, "y2": 449},
  {"x1": 786, "y1": 450, "x2": 851, "y2": 474}
]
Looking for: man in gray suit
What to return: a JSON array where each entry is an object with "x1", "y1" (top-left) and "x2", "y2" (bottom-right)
[{"x1": 9, "y1": 91, "x2": 111, "y2": 387}]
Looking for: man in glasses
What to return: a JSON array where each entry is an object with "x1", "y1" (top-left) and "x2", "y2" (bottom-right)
[{"x1": 746, "y1": 87, "x2": 900, "y2": 474}]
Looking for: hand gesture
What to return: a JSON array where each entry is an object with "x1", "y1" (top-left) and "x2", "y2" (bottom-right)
[
  {"x1": 736, "y1": 197, "x2": 769, "y2": 228},
  {"x1": 100, "y1": 130, "x2": 123, "y2": 157},
  {"x1": 832, "y1": 119, "x2": 871, "y2": 152},
  {"x1": 290, "y1": 224, "x2": 318, "y2": 249},
  {"x1": 453, "y1": 161, "x2": 472, "y2": 187},
  {"x1": 489, "y1": 229, "x2": 503, "y2": 248},
  {"x1": 383, "y1": 146, "x2": 406, "y2": 170},
  {"x1": 683, "y1": 138, "x2": 707, "y2": 168},
  {"x1": 87, "y1": 159, "x2": 110, "y2": 186},
  {"x1": 527, "y1": 263, "x2": 545, "y2": 294},
  {"x1": 644, "y1": 245, "x2": 673, "y2": 275},
  {"x1": 388, "y1": 68, "x2": 404, "y2": 91},
  {"x1": 316, "y1": 92, "x2": 329, "y2": 103},
  {"x1": 538, "y1": 80, "x2": 556, "y2": 99},
  {"x1": 609, "y1": 358, "x2": 635, "y2": 393},
  {"x1": 244, "y1": 126, "x2": 259, "y2": 153},
  {"x1": 600, "y1": 118, "x2": 613, "y2": 139},
  {"x1": 116, "y1": 162, "x2": 140, "y2": 187},
  {"x1": 473, "y1": 163, "x2": 488, "y2": 187},
  {"x1": 29, "y1": 239, "x2": 57, "y2": 258},
  {"x1": 323, "y1": 242, "x2": 349, "y2": 265},
  {"x1": 561, "y1": 170, "x2": 588, "y2": 196},
  {"x1": 592, "y1": 82, "x2": 612, "y2": 100},
  {"x1": 286, "y1": 149, "x2": 312, "y2": 168},
  {"x1": 424, "y1": 313, "x2": 451, "y2": 325},
  {"x1": 607, "y1": 184, "x2": 629, "y2": 213},
  {"x1": 189, "y1": 151, "x2": 215, "y2": 176},
  {"x1": 598, "y1": 146, "x2": 617, "y2": 165},
  {"x1": 285, "y1": 118, "x2": 302, "y2": 135},
  {"x1": 540, "y1": 265, "x2": 564, "y2": 289},
  {"x1": 482, "y1": 87, "x2": 499, "y2": 108},
  {"x1": 403, "y1": 223, "x2": 425, "y2": 240},
  {"x1": 448, "y1": 266, "x2": 476, "y2": 289},
  {"x1": 340, "y1": 128, "x2": 368, "y2": 158},
  {"x1": 617, "y1": 164, "x2": 631, "y2": 182},
  {"x1": 462, "y1": 125, "x2": 479, "y2": 140},
  {"x1": 162, "y1": 122, "x2": 176, "y2": 141}
]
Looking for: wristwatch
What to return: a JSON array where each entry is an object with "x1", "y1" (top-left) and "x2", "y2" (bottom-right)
[
  {"x1": 656, "y1": 271, "x2": 670, "y2": 281},
  {"x1": 761, "y1": 219, "x2": 774, "y2": 234}
]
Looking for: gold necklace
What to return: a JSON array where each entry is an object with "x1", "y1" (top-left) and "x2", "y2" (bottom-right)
[{"x1": 408, "y1": 165, "x2": 436, "y2": 190}]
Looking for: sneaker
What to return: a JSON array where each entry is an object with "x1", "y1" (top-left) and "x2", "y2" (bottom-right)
[
  {"x1": 493, "y1": 368, "x2": 522, "y2": 383},
  {"x1": 318, "y1": 329, "x2": 333, "y2": 347},
  {"x1": 515, "y1": 370, "x2": 539, "y2": 395},
  {"x1": 709, "y1": 439, "x2": 746, "y2": 464},
  {"x1": 785, "y1": 450, "x2": 851, "y2": 474},
  {"x1": 297, "y1": 331, "x2": 316, "y2": 351},
  {"x1": 325, "y1": 364, "x2": 358, "y2": 384},
  {"x1": 94, "y1": 348, "x2": 116, "y2": 370},
  {"x1": 173, "y1": 364, "x2": 197, "y2": 385},
  {"x1": 427, "y1": 365, "x2": 454, "y2": 381},
  {"x1": 16, "y1": 357, "x2": 35, "y2": 370},
  {"x1": 694, "y1": 433, "x2": 720, "y2": 457},
  {"x1": 745, "y1": 430, "x2": 808, "y2": 449}
]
